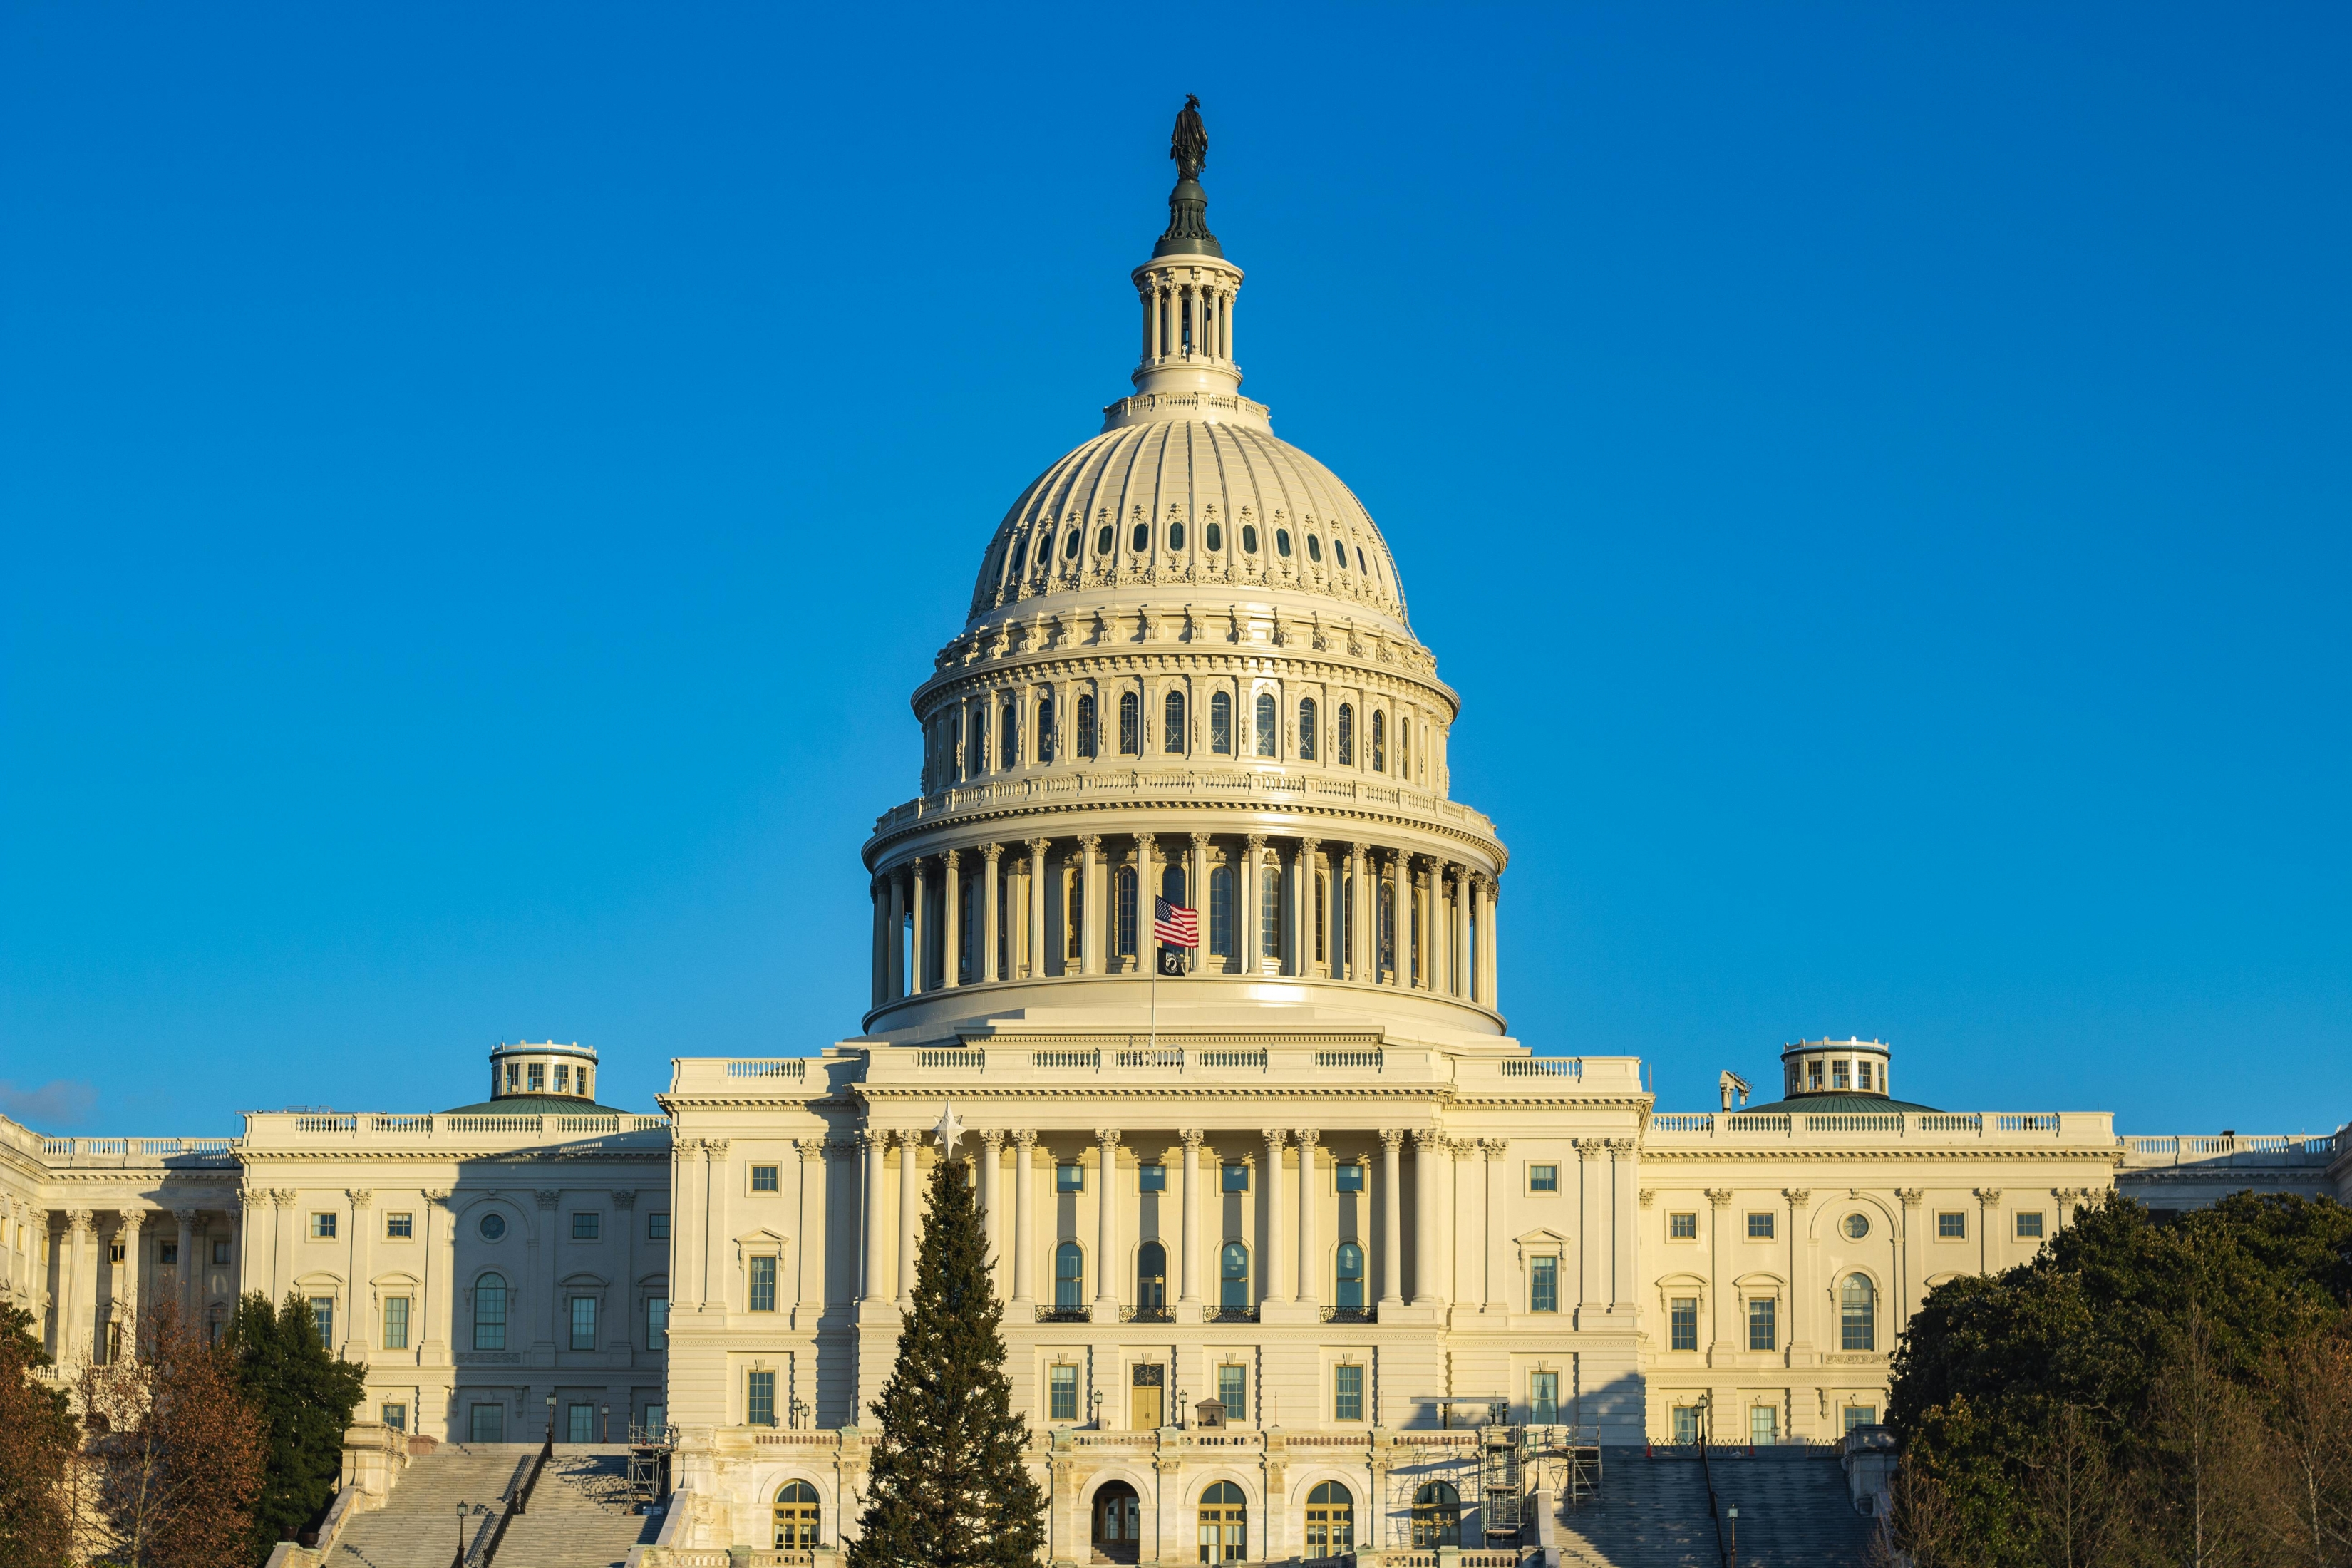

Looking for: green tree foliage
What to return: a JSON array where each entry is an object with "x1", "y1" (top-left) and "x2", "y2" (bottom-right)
[
  {"x1": 225, "y1": 1290, "x2": 367, "y2": 1558},
  {"x1": 1884, "y1": 1191, "x2": 2352, "y2": 1566},
  {"x1": 849, "y1": 1147, "x2": 1048, "y2": 1568},
  {"x1": 0, "y1": 1301, "x2": 76, "y2": 1568}
]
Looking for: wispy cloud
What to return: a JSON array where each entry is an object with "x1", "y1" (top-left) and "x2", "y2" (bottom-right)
[{"x1": 0, "y1": 1079, "x2": 99, "y2": 1129}]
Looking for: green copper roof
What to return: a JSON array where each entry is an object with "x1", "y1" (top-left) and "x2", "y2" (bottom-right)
[
  {"x1": 438, "y1": 1095, "x2": 646, "y2": 1116},
  {"x1": 1728, "y1": 1093, "x2": 1944, "y2": 1115}
]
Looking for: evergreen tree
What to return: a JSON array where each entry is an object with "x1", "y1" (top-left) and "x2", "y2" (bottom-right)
[
  {"x1": 0, "y1": 1301, "x2": 76, "y2": 1568},
  {"x1": 850, "y1": 1135, "x2": 1047, "y2": 1568},
  {"x1": 225, "y1": 1290, "x2": 367, "y2": 1557}
]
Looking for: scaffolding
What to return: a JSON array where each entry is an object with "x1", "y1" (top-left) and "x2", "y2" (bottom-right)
[
  {"x1": 1394, "y1": 1398, "x2": 1604, "y2": 1544},
  {"x1": 626, "y1": 1420, "x2": 674, "y2": 1512}
]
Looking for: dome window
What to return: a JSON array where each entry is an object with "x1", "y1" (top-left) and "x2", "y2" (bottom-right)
[
  {"x1": 1037, "y1": 693, "x2": 1057, "y2": 763},
  {"x1": 1205, "y1": 522, "x2": 1222, "y2": 552},
  {"x1": 1398, "y1": 720, "x2": 1410, "y2": 779},
  {"x1": 1372, "y1": 711, "x2": 1387, "y2": 772},
  {"x1": 1298, "y1": 698, "x2": 1318, "y2": 760},
  {"x1": 1333, "y1": 537, "x2": 1348, "y2": 567},
  {"x1": 1063, "y1": 529, "x2": 1082, "y2": 559},
  {"x1": 1356, "y1": 546, "x2": 1369, "y2": 574},
  {"x1": 1163, "y1": 691, "x2": 1186, "y2": 753},
  {"x1": 1001, "y1": 702, "x2": 1020, "y2": 768},
  {"x1": 1306, "y1": 535, "x2": 1323, "y2": 563},
  {"x1": 1169, "y1": 521, "x2": 1186, "y2": 551},
  {"x1": 1337, "y1": 704, "x2": 1355, "y2": 765},
  {"x1": 1276, "y1": 529, "x2": 1292, "y2": 557},
  {"x1": 1076, "y1": 694, "x2": 1098, "y2": 759},
  {"x1": 1254, "y1": 692, "x2": 1278, "y2": 757},
  {"x1": 1132, "y1": 522, "x2": 1150, "y2": 553},
  {"x1": 1118, "y1": 691, "x2": 1142, "y2": 755},
  {"x1": 1034, "y1": 532, "x2": 1052, "y2": 564},
  {"x1": 1096, "y1": 525, "x2": 1115, "y2": 555},
  {"x1": 1209, "y1": 691, "x2": 1232, "y2": 755},
  {"x1": 1241, "y1": 524, "x2": 1259, "y2": 554}
]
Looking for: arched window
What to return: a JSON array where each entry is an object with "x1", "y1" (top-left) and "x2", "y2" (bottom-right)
[
  {"x1": 1115, "y1": 865, "x2": 1138, "y2": 957},
  {"x1": 1332, "y1": 537, "x2": 1348, "y2": 569},
  {"x1": 1297, "y1": 698, "x2": 1318, "y2": 760},
  {"x1": 1076, "y1": 694, "x2": 1097, "y2": 759},
  {"x1": 1119, "y1": 691, "x2": 1141, "y2": 755},
  {"x1": 1209, "y1": 865, "x2": 1234, "y2": 959},
  {"x1": 1095, "y1": 1482, "x2": 1142, "y2": 1551},
  {"x1": 1307, "y1": 534, "x2": 1324, "y2": 563},
  {"x1": 1841, "y1": 1274, "x2": 1876, "y2": 1351},
  {"x1": 1209, "y1": 691, "x2": 1233, "y2": 754},
  {"x1": 1398, "y1": 719, "x2": 1409, "y2": 780},
  {"x1": 1169, "y1": 521, "x2": 1186, "y2": 551},
  {"x1": 1055, "y1": 1243, "x2": 1085, "y2": 1310},
  {"x1": 1038, "y1": 693, "x2": 1056, "y2": 763},
  {"x1": 1095, "y1": 524, "x2": 1115, "y2": 555},
  {"x1": 1259, "y1": 865, "x2": 1282, "y2": 962},
  {"x1": 1198, "y1": 1482, "x2": 1247, "y2": 1564},
  {"x1": 1205, "y1": 521, "x2": 1222, "y2": 552},
  {"x1": 1063, "y1": 527, "x2": 1083, "y2": 559},
  {"x1": 1161, "y1": 863, "x2": 1187, "y2": 907},
  {"x1": 1305, "y1": 1481, "x2": 1353, "y2": 1559},
  {"x1": 1276, "y1": 528, "x2": 1292, "y2": 557},
  {"x1": 1357, "y1": 546, "x2": 1368, "y2": 574},
  {"x1": 774, "y1": 1481, "x2": 822, "y2": 1549},
  {"x1": 1219, "y1": 1242, "x2": 1250, "y2": 1308},
  {"x1": 1132, "y1": 522, "x2": 1150, "y2": 553},
  {"x1": 969, "y1": 708, "x2": 987, "y2": 778},
  {"x1": 1379, "y1": 880, "x2": 1396, "y2": 978},
  {"x1": 1001, "y1": 702, "x2": 1018, "y2": 768},
  {"x1": 1164, "y1": 691, "x2": 1187, "y2": 753},
  {"x1": 1371, "y1": 710, "x2": 1386, "y2": 772},
  {"x1": 1337, "y1": 704, "x2": 1355, "y2": 765},
  {"x1": 1411, "y1": 1482, "x2": 1462, "y2": 1549},
  {"x1": 473, "y1": 1274, "x2": 507, "y2": 1351},
  {"x1": 1137, "y1": 1242, "x2": 1167, "y2": 1308},
  {"x1": 1241, "y1": 524, "x2": 1259, "y2": 555},
  {"x1": 1335, "y1": 1242, "x2": 1366, "y2": 1309},
  {"x1": 1254, "y1": 692, "x2": 1276, "y2": 757}
]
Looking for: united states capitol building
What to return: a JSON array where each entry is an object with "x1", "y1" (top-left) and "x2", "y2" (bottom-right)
[{"x1": 4, "y1": 108, "x2": 2346, "y2": 1566}]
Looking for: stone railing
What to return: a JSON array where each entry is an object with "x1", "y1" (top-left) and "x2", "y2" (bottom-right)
[
  {"x1": 867, "y1": 765, "x2": 1497, "y2": 844},
  {"x1": 242, "y1": 1111, "x2": 669, "y2": 1147},
  {"x1": 2118, "y1": 1132, "x2": 2341, "y2": 1167},
  {"x1": 1645, "y1": 1110, "x2": 2116, "y2": 1144}
]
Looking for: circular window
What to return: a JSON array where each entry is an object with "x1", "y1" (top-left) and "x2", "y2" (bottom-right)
[
  {"x1": 1204, "y1": 521, "x2": 1222, "y2": 552},
  {"x1": 1168, "y1": 521, "x2": 1185, "y2": 551},
  {"x1": 1843, "y1": 1213, "x2": 1869, "y2": 1240},
  {"x1": 1276, "y1": 529, "x2": 1292, "y2": 558},
  {"x1": 1306, "y1": 534, "x2": 1323, "y2": 562},
  {"x1": 478, "y1": 1212, "x2": 507, "y2": 1242},
  {"x1": 1241, "y1": 524, "x2": 1259, "y2": 554}
]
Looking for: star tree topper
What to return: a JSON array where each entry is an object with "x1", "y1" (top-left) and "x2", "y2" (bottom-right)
[{"x1": 932, "y1": 1103, "x2": 968, "y2": 1159}]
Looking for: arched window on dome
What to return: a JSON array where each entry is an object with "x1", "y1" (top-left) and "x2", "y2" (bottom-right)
[
  {"x1": 1164, "y1": 691, "x2": 1186, "y2": 753},
  {"x1": 1075, "y1": 695, "x2": 1097, "y2": 760},
  {"x1": 1169, "y1": 521, "x2": 1185, "y2": 551},
  {"x1": 1297, "y1": 698, "x2": 1318, "y2": 760},
  {"x1": 1095, "y1": 524, "x2": 1115, "y2": 555},
  {"x1": 1306, "y1": 534, "x2": 1324, "y2": 564},
  {"x1": 1378, "y1": 880, "x2": 1395, "y2": 979},
  {"x1": 1371, "y1": 711, "x2": 1387, "y2": 773},
  {"x1": 1132, "y1": 522, "x2": 1150, "y2": 554},
  {"x1": 1115, "y1": 865, "x2": 1137, "y2": 958},
  {"x1": 1209, "y1": 865, "x2": 1234, "y2": 961},
  {"x1": 1242, "y1": 523, "x2": 1259, "y2": 555},
  {"x1": 1001, "y1": 702, "x2": 1019, "y2": 768},
  {"x1": 1276, "y1": 529, "x2": 1293, "y2": 558},
  {"x1": 1063, "y1": 527, "x2": 1082, "y2": 559},
  {"x1": 1356, "y1": 545, "x2": 1369, "y2": 574},
  {"x1": 969, "y1": 708, "x2": 988, "y2": 778},
  {"x1": 1841, "y1": 1274, "x2": 1877, "y2": 1351},
  {"x1": 1254, "y1": 692, "x2": 1277, "y2": 758},
  {"x1": 1034, "y1": 531, "x2": 1052, "y2": 567},
  {"x1": 1118, "y1": 692, "x2": 1141, "y2": 755},
  {"x1": 774, "y1": 1482, "x2": 822, "y2": 1549},
  {"x1": 1337, "y1": 704, "x2": 1355, "y2": 766},
  {"x1": 1259, "y1": 865, "x2": 1282, "y2": 964},
  {"x1": 1038, "y1": 692, "x2": 1057, "y2": 763},
  {"x1": 1333, "y1": 537, "x2": 1348, "y2": 568},
  {"x1": 1205, "y1": 520, "x2": 1222, "y2": 552},
  {"x1": 1398, "y1": 718, "x2": 1410, "y2": 780},
  {"x1": 1209, "y1": 691, "x2": 1232, "y2": 755}
]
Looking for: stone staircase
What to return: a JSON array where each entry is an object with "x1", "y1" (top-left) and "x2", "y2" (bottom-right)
[
  {"x1": 330, "y1": 1445, "x2": 657, "y2": 1568},
  {"x1": 1551, "y1": 1448, "x2": 1875, "y2": 1568},
  {"x1": 491, "y1": 1449, "x2": 662, "y2": 1567}
]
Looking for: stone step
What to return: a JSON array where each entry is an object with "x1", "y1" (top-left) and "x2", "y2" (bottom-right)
[{"x1": 1550, "y1": 1448, "x2": 1874, "y2": 1568}]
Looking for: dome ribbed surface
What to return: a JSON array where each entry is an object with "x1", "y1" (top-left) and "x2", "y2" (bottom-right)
[{"x1": 969, "y1": 421, "x2": 1409, "y2": 628}]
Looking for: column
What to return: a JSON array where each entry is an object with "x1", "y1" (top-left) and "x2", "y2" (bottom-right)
[
  {"x1": 1706, "y1": 1190, "x2": 1734, "y2": 1360},
  {"x1": 1575, "y1": 1141, "x2": 1604, "y2": 1317},
  {"x1": 1609, "y1": 1140, "x2": 1639, "y2": 1311},
  {"x1": 1260, "y1": 1130, "x2": 1287, "y2": 1304},
  {"x1": 1093, "y1": 1130, "x2": 1121, "y2": 1317},
  {"x1": 1011, "y1": 1132, "x2": 1038, "y2": 1306},
  {"x1": 421, "y1": 1191, "x2": 452, "y2": 1352},
  {"x1": 1415, "y1": 862, "x2": 1434, "y2": 989},
  {"x1": 859, "y1": 1133, "x2": 888, "y2": 1304},
  {"x1": 909, "y1": 860, "x2": 929, "y2": 994},
  {"x1": 977, "y1": 1133, "x2": 1004, "y2": 1298},
  {"x1": 1411, "y1": 1133, "x2": 1443, "y2": 1306},
  {"x1": 1451, "y1": 870, "x2": 1471, "y2": 998},
  {"x1": 703, "y1": 1141, "x2": 733, "y2": 1311},
  {"x1": 1783, "y1": 1189, "x2": 1814, "y2": 1363},
  {"x1": 1178, "y1": 1130, "x2": 1203, "y2": 1309},
  {"x1": 1137, "y1": 832, "x2": 1159, "y2": 928},
  {"x1": 1900, "y1": 1190, "x2": 1925, "y2": 1323},
  {"x1": 1026, "y1": 840, "x2": 1049, "y2": 979},
  {"x1": 271, "y1": 1190, "x2": 296, "y2": 1299},
  {"x1": 870, "y1": 876, "x2": 889, "y2": 1008},
  {"x1": 1079, "y1": 835, "x2": 1103, "y2": 975},
  {"x1": 118, "y1": 1211, "x2": 145, "y2": 1343},
  {"x1": 1378, "y1": 1130, "x2": 1405, "y2": 1308},
  {"x1": 897, "y1": 1133, "x2": 919, "y2": 1309},
  {"x1": 1351, "y1": 845, "x2": 1374, "y2": 981},
  {"x1": 888, "y1": 869, "x2": 908, "y2": 999},
  {"x1": 1482, "y1": 876, "x2": 1501, "y2": 1006},
  {"x1": 791, "y1": 1145, "x2": 822, "y2": 1314},
  {"x1": 981, "y1": 844, "x2": 1002, "y2": 983},
  {"x1": 343, "y1": 1193, "x2": 371, "y2": 1356},
  {"x1": 1390, "y1": 852, "x2": 1411, "y2": 987},
  {"x1": 1294, "y1": 1130, "x2": 1319, "y2": 1306},
  {"x1": 1468, "y1": 874, "x2": 1489, "y2": 1004},
  {"x1": 1188, "y1": 833, "x2": 1212, "y2": 974},
  {"x1": 174, "y1": 1209, "x2": 197, "y2": 1321},
  {"x1": 1482, "y1": 1141, "x2": 1510, "y2": 1310},
  {"x1": 1240, "y1": 835, "x2": 1264, "y2": 975},
  {"x1": 942, "y1": 850, "x2": 963, "y2": 989},
  {"x1": 1299, "y1": 840, "x2": 1321, "y2": 977},
  {"x1": 66, "y1": 1210, "x2": 96, "y2": 1363},
  {"x1": 532, "y1": 1190, "x2": 559, "y2": 1351}
]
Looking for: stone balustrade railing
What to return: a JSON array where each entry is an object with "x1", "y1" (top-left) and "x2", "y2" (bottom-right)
[
  {"x1": 1644, "y1": 1110, "x2": 2117, "y2": 1144},
  {"x1": 2117, "y1": 1132, "x2": 2341, "y2": 1166},
  {"x1": 242, "y1": 1111, "x2": 669, "y2": 1145},
  {"x1": 869, "y1": 765, "x2": 1497, "y2": 843}
]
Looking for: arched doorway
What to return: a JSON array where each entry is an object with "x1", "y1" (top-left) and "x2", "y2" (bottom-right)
[
  {"x1": 1412, "y1": 1480, "x2": 1462, "y2": 1548},
  {"x1": 1092, "y1": 1479, "x2": 1142, "y2": 1564},
  {"x1": 773, "y1": 1480, "x2": 821, "y2": 1548},
  {"x1": 1197, "y1": 1481, "x2": 1246, "y2": 1564},
  {"x1": 1304, "y1": 1480, "x2": 1354, "y2": 1558}
]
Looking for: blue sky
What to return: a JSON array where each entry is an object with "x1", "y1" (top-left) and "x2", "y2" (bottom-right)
[{"x1": 3, "y1": 5, "x2": 2345, "y2": 1136}]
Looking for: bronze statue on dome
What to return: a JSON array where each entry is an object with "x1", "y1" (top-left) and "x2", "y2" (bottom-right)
[{"x1": 1171, "y1": 95, "x2": 1207, "y2": 179}]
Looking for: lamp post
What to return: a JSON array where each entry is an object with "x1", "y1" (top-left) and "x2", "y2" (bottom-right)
[
  {"x1": 545, "y1": 1393, "x2": 557, "y2": 1442},
  {"x1": 602, "y1": 1403, "x2": 611, "y2": 1444},
  {"x1": 1726, "y1": 1503, "x2": 1738, "y2": 1568},
  {"x1": 453, "y1": 1500, "x2": 467, "y2": 1568}
]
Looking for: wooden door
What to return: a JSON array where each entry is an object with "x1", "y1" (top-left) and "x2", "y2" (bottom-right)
[{"x1": 1131, "y1": 1363, "x2": 1164, "y2": 1429}]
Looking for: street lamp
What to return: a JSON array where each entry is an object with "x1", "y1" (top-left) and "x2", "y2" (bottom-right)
[
  {"x1": 1726, "y1": 1504, "x2": 1739, "y2": 1568},
  {"x1": 602, "y1": 1403, "x2": 611, "y2": 1445},
  {"x1": 453, "y1": 1500, "x2": 467, "y2": 1568},
  {"x1": 545, "y1": 1393, "x2": 557, "y2": 1443}
]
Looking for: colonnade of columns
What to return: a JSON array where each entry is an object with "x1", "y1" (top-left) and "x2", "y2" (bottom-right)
[
  {"x1": 1139, "y1": 274, "x2": 1235, "y2": 364},
  {"x1": 869, "y1": 832, "x2": 1498, "y2": 1011},
  {"x1": 0, "y1": 1198, "x2": 242, "y2": 1366}
]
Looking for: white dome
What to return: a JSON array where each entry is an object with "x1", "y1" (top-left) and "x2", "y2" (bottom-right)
[{"x1": 967, "y1": 419, "x2": 1410, "y2": 631}]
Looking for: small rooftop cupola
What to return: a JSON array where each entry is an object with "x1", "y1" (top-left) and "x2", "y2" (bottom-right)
[
  {"x1": 1110, "y1": 96, "x2": 1263, "y2": 431},
  {"x1": 1780, "y1": 1037, "x2": 1893, "y2": 1101},
  {"x1": 488, "y1": 1039, "x2": 599, "y2": 1103}
]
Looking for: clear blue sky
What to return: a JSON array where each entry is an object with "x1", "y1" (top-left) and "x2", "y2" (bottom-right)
[{"x1": 4, "y1": 6, "x2": 2346, "y2": 1137}]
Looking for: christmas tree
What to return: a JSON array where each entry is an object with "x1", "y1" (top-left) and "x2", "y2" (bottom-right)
[{"x1": 849, "y1": 1118, "x2": 1048, "y2": 1568}]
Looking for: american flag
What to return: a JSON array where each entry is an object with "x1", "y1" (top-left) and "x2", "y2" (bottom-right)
[{"x1": 1153, "y1": 897, "x2": 1199, "y2": 950}]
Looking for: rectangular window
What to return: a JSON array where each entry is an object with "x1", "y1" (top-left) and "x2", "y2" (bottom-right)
[
  {"x1": 1259, "y1": 866, "x2": 1282, "y2": 959},
  {"x1": 1217, "y1": 1363, "x2": 1248, "y2": 1421},
  {"x1": 1669, "y1": 1212, "x2": 1698, "y2": 1240},
  {"x1": 1056, "y1": 1162, "x2": 1083, "y2": 1194},
  {"x1": 1670, "y1": 1296, "x2": 1699, "y2": 1352},
  {"x1": 1333, "y1": 1364, "x2": 1364, "y2": 1423},
  {"x1": 646, "y1": 1296, "x2": 669, "y2": 1351},
  {"x1": 213, "y1": 1239, "x2": 232, "y2": 1265},
  {"x1": 311, "y1": 1212, "x2": 337, "y2": 1240},
  {"x1": 158, "y1": 1241, "x2": 178, "y2": 1266},
  {"x1": 1748, "y1": 1296, "x2": 1777, "y2": 1352},
  {"x1": 746, "y1": 1369, "x2": 776, "y2": 1428},
  {"x1": 2016, "y1": 1212, "x2": 2046, "y2": 1239},
  {"x1": 470, "y1": 1404, "x2": 505, "y2": 1443},
  {"x1": 1937, "y1": 1211, "x2": 1967, "y2": 1239},
  {"x1": 1049, "y1": 1365, "x2": 1080, "y2": 1423},
  {"x1": 1530, "y1": 1371, "x2": 1559, "y2": 1426},
  {"x1": 567, "y1": 1403, "x2": 595, "y2": 1444},
  {"x1": 1832, "y1": 1059, "x2": 1851, "y2": 1090},
  {"x1": 1528, "y1": 1163, "x2": 1559, "y2": 1193},
  {"x1": 1673, "y1": 1406, "x2": 1701, "y2": 1444},
  {"x1": 1747, "y1": 1212, "x2": 1775, "y2": 1240},
  {"x1": 381, "y1": 1403, "x2": 408, "y2": 1432},
  {"x1": 506, "y1": 1063, "x2": 521, "y2": 1090},
  {"x1": 648, "y1": 1212, "x2": 669, "y2": 1242},
  {"x1": 1209, "y1": 866, "x2": 1233, "y2": 958},
  {"x1": 528, "y1": 1063, "x2": 545, "y2": 1091},
  {"x1": 386, "y1": 1212, "x2": 413, "y2": 1239},
  {"x1": 1221, "y1": 1162, "x2": 1249, "y2": 1193},
  {"x1": 555, "y1": 1064, "x2": 570, "y2": 1092},
  {"x1": 1844, "y1": 1405, "x2": 1879, "y2": 1433},
  {"x1": 309, "y1": 1296, "x2": 334, "y2": 1347},
  {"x1": 1807, "y1": 1059, "x2": 1823, "y2": 1091},
  {"x1": 1750, "y1": 1405, "x2": 1779, "y2": 1445},
  {"x1": 383, "y1": 1296, "x2": 411, "y2": 1350},
  {"x1": 1138, "y1": 1162, "x2": 1167, "y2": 1193},
  {"x1": 749, "y1": 1256, "x2": 778, "y2": 1312},
  {"x1": 1858, "y1": 1061, "x2": 1875, "y2": 1091},
  {"x1": 569, "y1": 1296, "x2": 597, "y2": 1350},
  {"x1": 571, "y1": 1212, "x2": 600, "y2": 1241},
  {"x1": 1336, "y1": 1162, "x2": 1366, "y2": 1193},
  {"x1": 1530, "y1": 1256, "x2": 1559, "y2": 1314}
]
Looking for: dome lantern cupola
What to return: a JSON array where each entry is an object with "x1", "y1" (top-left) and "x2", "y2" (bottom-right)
[
  {"x1": 1780, "y1": 1037, "x2": 1893, "y2": 1101},
  {"x1": 487, "y1": 1039, "x2": 599, "y2": 1103},
  {"x1": 1113, "y1": 96, "x2": 1259, "y2": 430}
]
